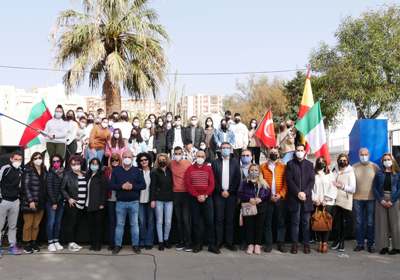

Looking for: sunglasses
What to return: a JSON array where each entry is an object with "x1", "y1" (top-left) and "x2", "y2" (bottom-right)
[
  {"x1": 33, "y1": 157, "x2": 42, "y2": 160},
  {"x1": 111, "y1": 159, "x2": 120, "y2": 163},
  {"x1": 71, "y1": 162, "x2": 80, "y2": 166},
  {"x1": 140, "y1": 159, "x2": 148, "y2": 162}
]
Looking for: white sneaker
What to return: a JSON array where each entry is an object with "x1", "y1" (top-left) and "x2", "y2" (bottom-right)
[
  {"x1": 75, "y1": 243, "x2": 82, "y2": 249},
  {"x1": 68, "y1": 242, "x2": 80, "y2": 252},
  {"x1": 54, "y1": 242, "x2": 64, "y2": 250},
  {"x1": 47, "y1": 243, "x2": 56, "y2": 252}
]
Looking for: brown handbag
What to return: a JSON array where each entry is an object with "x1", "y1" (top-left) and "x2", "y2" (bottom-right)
[{"x1": 311, "y1": 207, "x2": 333, "y2": 231}]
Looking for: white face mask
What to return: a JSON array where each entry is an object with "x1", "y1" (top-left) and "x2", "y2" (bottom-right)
[
  {"x1": 101, "y1": 122, "x2": 108, "y2": 128},
  {"x1": 158, "y1": 122, "x2": 164, "y2": 126},
  {"x1": 251, "y1": 123, "x2": 256, "y2": 128},
  {"x1": 34, "y1": 159, "x2": 42, "y2": 166},
  {"x1": 12, "y1": 161, "x2": 21, "y2": 169},
  {"x1": 146, "y1": 123, "x2": 152, "y2": 129},
  {"x1": 123, "y1": 158, "x2": 132, "y2": 166},
  {"x1": 174, "y1": 155, "x2": 182, "y2": 162},
  {"x1": 191, "y1": 121, "x2": 197, "y2": 126},
  {"x1": 76, "y1": 112, "x2": 83, "y2": 118},
  {"x1": 114, "y1": 134, "x2": 120, "y2": 139},
  {"x1": 384, "y1": 160, "x2": 393, "y2": 167},
  {"x1": 196, "y1": 158, "x2": 205, "y2": 165},
  {"x1": 80, "y1": 122, "x2": 86, "y2": 128},
  {"x1": 200, "y1": 145, "x2": 206, "y2": 150},
  {"x1": 296, "y1": 151, "x2": 305, "y2": 159},
  {"x1": 175, "y1": 121, "x2": 181, "y2": 126},
  {"x1": 133, "y1": 122, "x2": 139, "y2": 127},
  {"x1": 109, "y1": 121, "x2": 114, "y2": 126},
  {"x1": 207, "y1": 122, "x2": 212, "y2": 126},
  {"x1": 72, "y1": 165, "x2": 81, "y2": 171},
  {"x1": 150, "y1": 118, "x2": 155, "y2": 123},
  {"x1": 99, "y1": 114, "x2": 104, "y2": 119}
]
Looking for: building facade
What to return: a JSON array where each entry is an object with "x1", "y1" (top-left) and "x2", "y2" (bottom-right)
[{"x1": 179, "y1": 94, "x2": 223, "y2": 120}]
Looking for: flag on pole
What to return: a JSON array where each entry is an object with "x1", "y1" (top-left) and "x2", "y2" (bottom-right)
[
  {"x1": 254, "y1": 107, "x2": 276, "y2": 148},
  {"x1": 295, "y1": 101, "x2": 331, "y2": 165},
  {"x1": 298, "y1": 69, "x2": 314, "y2": 154},
  {"x1": 19, "y1": 98, "x2": 53, "y2": 149}
]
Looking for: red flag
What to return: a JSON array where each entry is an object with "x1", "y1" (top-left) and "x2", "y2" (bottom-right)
[{"x1": 254, "y1": 107, "x2": 276, "y2": 148}]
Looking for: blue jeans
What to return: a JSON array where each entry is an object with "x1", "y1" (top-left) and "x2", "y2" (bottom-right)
[
  {"x1": 108, "y1": 201, "x2": 117, "y2": 243},
  {"x1": 155, "y1": 201, "x2": 173, "y2": 242},
  {"x1": 354, "y1": 199, "x2": 375, "y2": 246},
  {"x1": 115, "y1": 200, "x2": 139, "y2": 246},
  {"x1": 264, "y1": 200, "x2": 286, "y2": 246},
  {"x1": 139, "y1": 202, "x2": 155, "y2": 246},
  {"x1": 88, "y1": 149, "x2": 105, "y2": 164},
  {"x1": 282, "y1": 151, "x2": 294, "y2": 164},
  {"x1": 45, "y1": 200, "x2": 64, "y2": 243},
  {"x1": 189, "y1": 195, "x2": 216, "y2": 246}
]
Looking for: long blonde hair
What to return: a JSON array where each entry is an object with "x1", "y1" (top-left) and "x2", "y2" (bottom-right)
[
  {"x1": 247, "y1": 164, "x2": 269, "y2": 189},
  {"x1": 381, "y1": 153, "x2": 400, "y2": 175},
  {"x1": 154, "y1": 153, "x2": 170, "y2": 169}
]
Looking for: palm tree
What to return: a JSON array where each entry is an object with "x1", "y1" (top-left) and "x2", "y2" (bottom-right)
[{"x1": 50, "y1": 0, "x2": 170, "y2": 114}]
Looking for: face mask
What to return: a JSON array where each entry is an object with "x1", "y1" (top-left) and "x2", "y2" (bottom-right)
[
  {"x1": 234, "y1": 119, "x2": 240, "y2": 124},
  {"x1": 72, "y1": 165, "x2": 81, "y2": 171},
  {"x1": 114, "y1": 134, "x2": 120, "y2": 139},
  {"x1": 221, "y1": 149, "x2": 230, "y2": 157},
  {"x1": 296, "y1": 151, "x2": 305, "y2": 159},
  {"x1": 53, "y1": 162, "x2": 61, "y2": 169},
  {"x1": 191, "y1": 121, "x2": 197, "y2": 126},
  {"x1": 242, "y1": 156, "x2": 251, "y2": 164},
  {"x1": 159, "y1": 161, "x2": 167, "y2": 167},
  {"x1": 287, "y1": 124, "x2": 292, "y2": 129},
  {"x1": 99, "y1": 114, "x2": 104, "y2": 118},
  {"x1": 174, "y1": 155, "x2": 182, "y2": 162},
  {"x1": 121, "y1": 115, "x2": 128, "y2": 120},
  {"x1": 133, "y1": 122, "x2": 139, "y2": 127},
  {"x1": 109, "y1": 121, "x2": 114, "y2": 126},
  {"x1": 316, "y1": 162, "x2": 325, "y2": 170},
  {"x1": 132, "y1": 133, "x2": 137, "y2": 138},
  {"x1": 279, "y1": 125, "x2": 285, "y2": 130},
  {"x1": 221, "y1": 124, "x2": 227, "y2": 129},
  {"x1": 251, "y1": 123, "x2": 256, "y2": 128},
  {"x1": 158, "y1": 122, "x2": 164, "y2": 126},
  {"x1": 80, "y1": 122, "x2": 86, "y2": 128},
  {"x1": 146, "y1": 123, "x2": 152, "y2": 129},
  {"x1": 95, "y1": 122, "x2": 100, "y2": 125},
  {"x1": 150, "y1": 118, "x2": 155, "y2": 123},
  {"x1": 123, "y1": 158, "x2": 132, "y2": 166},
  {"x1": 76, "y1": 112, "x2": 83, "y2": 118},
  {"x1": 87, "y1": 119, "x2": 94, "y2": 124},
  {"x1": 250, "y1": 172, "x2": 259, "y2": 178},
  {"x1": 196, "y1": 158, "x2": 205, "y2": 165},
  {"x1": 200, "y1": 145, "x2": 206, "y2": 150},
  {"x1": 167, "y1": 117, "x2": 172, "y2": 122},
  {"x1": 207, "y1": 122, "x2": 212, "y2": 126},
  {"x1": 175, "y1": 121, "x2": 181, "y2": 126},
  {"x1": 383, "y1": 161, "x2": 393, "y2": 167},
  {"x1": 338, "y1": 162, "x2": 347, "y2": 168},
  {"x1": 360, "y1": 156, "x2": 369, "y2": 163},
  {"x1": 34, "y1": 159, "x2": 42, "y2": 166},
  {"x1": 225, "y1": 116, "x2": 231, "y2": 121},
  {"x1": 269, "y1": 153, "x2": 278, "y2": 161},
  {"x1": 90, "y1": 166, "x2": 99, "y2": 172},
  {"x1": 67, "y1": 115, "x2": 73, "y2": 120},
  {"x1": 12, "y1": 161, "x2": 21, "y2": 169},
  {"x1": 101, "y1": 123, "x2": 108, "y2": 128},
  {"x1": 55, "y1": 112, "x2": 63, "y2": 119}
]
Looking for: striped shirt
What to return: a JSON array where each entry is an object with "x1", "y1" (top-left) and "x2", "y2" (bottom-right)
[
  {"x1": 185, "y1": 164, "x2": 215, "y2": 198},
  {"x1": 76, "y1": 176, "x2": 87, "y2": 210}
]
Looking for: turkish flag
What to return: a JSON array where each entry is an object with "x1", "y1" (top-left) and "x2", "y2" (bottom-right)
[{"x1": 254, "y1": 107, "x2": 276, "y2": 148}]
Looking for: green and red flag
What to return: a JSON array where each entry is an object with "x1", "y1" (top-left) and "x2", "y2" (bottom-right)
[{"x1": 19, "y1": 98, "x2": 53, "y2": 149}]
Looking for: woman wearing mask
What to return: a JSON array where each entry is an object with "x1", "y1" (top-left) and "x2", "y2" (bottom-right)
[
  {"x1": 132, "y1": 117, "x2": 141, "y2": 129},
  {"x1": 238, "y1": 165, "x2": 271, "y2": 254},
  {"x1": 150, "y1": 153, "x2": 174, "y2": 251},
  {"x1": 312, "y1": 156, "x2": 337, "y2": 254},
  {"x1": 65, "y1": 110, "x2": 79, "y2": 171},
  {"x1": 127, "y1": 127, "x2": 148, "y2": 167},
  {"x1": 60, "y1": 156, "x2": 86, "y2": 252},
  {"x1": 165, "y1": 112, "x2": 173, "y2": 131},
  {"x1": 153, "y1": 116, "x2": 168, "y2": 155},
  {"x1": 373, "y1": 153, "x2": 400, "y2": 255},
  {"x1": 21, "y1": 152, "x2": 48, "y2": 254},
  {"x1": 204, "y1": 117, "x2": 216, "y2": 159},
  {"x1": 141, "y1": 119, "x2": 155, "y2": 163},
  {"x1": 214, "y1": 119, "x2": 235, "y2": 158},
  {"x1": 105, "y1": 128, "x2": 128, "y2": 166},
  {"x1": 42, "y1": 105, "x2": 69, "y2": 158},
  {"x1": 88, "y1": 118, "x2": 112, "y2": 163},
  {"x1": 199, "y1": 141, "x2": 214, "y2": 165},
  {"x1": 330, "y1": 154, "x2": 356, "y2": 252},
  {"x1": 104, "y1": 153, "x2": 122, "y2": 251},
  {"x1": 86, "y1": 113, "x2": 95, "y2": 135},
  {"x1": 276, "y1": 120, "x2": 296, "y2": 164},
  {"x1": 137, "y1": 152, "x2": 155, "y2": 250},
  {"x1": 107, "y1": 115, "x2": 116, "y2": 133},
  {"x1": 148, "y1": 114, "x2": 157, "y2": 128},
  {"x1": 46, "y1": 154, "x2": 66, "y2": 252},
  {"x1": 248, "y1": 119, "x2": 261, "y2": 165},
  {"x1": 86, "y1": 158, "x2": 109, "y2": 251},
  {"x1": 113, "y1": 110, "x2": 132, "y2": 141}
]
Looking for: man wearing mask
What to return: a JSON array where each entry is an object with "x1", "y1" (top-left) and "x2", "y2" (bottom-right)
[
  {"x1": 182, "y1": 140, "x2": 198, "y2": 164},
  {"x1": 229, "y1": 113, "x2": 248, "y2": 164},
  {"x1": 170, "y1": 147, "x2": 193, "y2": 251},
  {"x1": 166, "y1": 115, "x2": 186, "y2": 152},
  {"x1": 224, "y1": 111, "x2": 234, "y2": 129},
  {"x1": 76, "y1": 107, "x2": 84, "y2": 121},
  {"x1": 0, "y1": 150, "x2": 24, "y2": 257},
  {"x1": 184, "y1": 116, "x2": 205, "y2": 150},
  {"x1": 261, "y1": 147, "x2": 288, "y2": 253},
  {"x1": 286, "y1": 144, "x2": 315, "y2": 254},
  {"x1": 211, "y1": 142, "x2": 241, "y2": 251},
  {"x1": 166, "y1": 112, "x2": 173, "y2": 131},
  {"x1": 353, "y1": 148, "x2": 380, "y2": 253},
  {"x1": 186, "y1": 151, "x2": 219, "y2": 254},
  {"x1": 97, "y1": 108, "x2": 105, "y2": 119}
]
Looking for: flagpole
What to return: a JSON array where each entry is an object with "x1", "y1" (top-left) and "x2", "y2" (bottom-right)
[
  {"x1": 0, "y1": 113, "x2": 48, "y2": 137},
  {"x1": 252, "y1": 106, "x2": 271, "y2": 139}
]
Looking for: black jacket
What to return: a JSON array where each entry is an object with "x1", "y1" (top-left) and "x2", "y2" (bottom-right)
[
  {"x1": 0, "y1": 164, "x2": 23, "y2": 201},
  {"x1": 166, "y1": 127, "x2": 186, "y2": 151},
  {"x1": 211, "y1": 157, "x2": 241, "y2": 196},
  {"x1": 153, "y1": 131, "x2": 168, "y2": 153},
  {"x1": 150, "y1": 167, "x2": 174, "y2": 202},
  {"x1": 21, "y1": 165, "x2": 48, "y2": 213},
  {"x1": 86, "y1": 171, "x2": 109, "y2": 212},
  {"x1": 46, "y1": 168, "x2": 66, "y2": 205},
  {"x1": 60, "y1": 171, "x2": 87, "y2": 201},
  {"x1": 184, "y1": 125, "x2": 205, "y2": 149}
]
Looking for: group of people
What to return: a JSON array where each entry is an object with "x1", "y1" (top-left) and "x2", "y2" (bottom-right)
[{"x1": 0, "y1": 106, "x2": 398, "y2": 259}]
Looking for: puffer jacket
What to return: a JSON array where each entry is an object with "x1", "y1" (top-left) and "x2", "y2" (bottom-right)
[
  {"x1": 184, "y1": 125, "x2": 205, "y2": 149},
  {"x1": 86, "y1": 171, "x2": 109, "y2": 212},
  {"x1": 150, "y1": 166, "x2": 174, "y2": 202},
  {"x1": 153, "y1": 131, "x2": 168, "y2": 154},
  {"x1": 21, "y1": 164, "x2": 48, "y2": 213},
  {"x1": 46, "y1": 168, "x2": 66, "y2": 205},
  {"x1": 60, "y1": 171, "x2": 87, "y2": 201}
]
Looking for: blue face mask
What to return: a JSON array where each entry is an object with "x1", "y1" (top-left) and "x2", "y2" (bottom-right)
[
  {"x1": 90, "y1": 166, "x2": 99, "y2": 172},
  {"x1": 360, "y1": 156, "x2": 369, "y2": 163},
  {"x1": 242, "y1": 156, "x2": 251, "y2": 164},
  {"x1": 221, "y1": 149, "x2": 230, "y2": 157},
  {"x1": 55, "y1": 112, "x2": 63, "y2": 119}
]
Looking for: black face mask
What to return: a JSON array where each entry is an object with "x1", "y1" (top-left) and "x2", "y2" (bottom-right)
[
  {"x1": 279, "y1": 125, "x2": 285, "y2": 130},
  {"x1": 120, "y1": 115, "x2": 127, "y2": 120},
  {"x1": 269, "y1": 153, "x2": 278, "y2": 161},
  {"x1": 159, "y1": 161, "x2": 166, "y2": 167},
  {"x1": 286, "y1": 124, "x2": 291, "y2": 129},
  {"x1": 235, "y1": 119, "x2": 240, "y2": 124},
  {"x1": 67, "y1": 115, "x2": 73, "y2": 120},
  {"x1": 87, "y1": 119, "x2": 94, "y2": 124},
  {"x1": 225, "y1": 116, "x2": 230, "y2": 121},
  {"x1": 221, "y1": 124, "x2": 227, "y2": 129},
  {"x1": 338, "y1": 162, "x2": 347, "y2": 168},
  {"x1": 317, "y1": 162, "x2": 325, "y2": 170},
  {"x1": 132, "y1": 133, "x2": 138, "y2": 138},
  {"x1": 95, "y1": 122, "x2": 100, "y2": 125}
]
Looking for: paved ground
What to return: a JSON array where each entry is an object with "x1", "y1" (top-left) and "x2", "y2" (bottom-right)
[{"x1": 0, "y1": 240, "x2": 399, "y2": 280}]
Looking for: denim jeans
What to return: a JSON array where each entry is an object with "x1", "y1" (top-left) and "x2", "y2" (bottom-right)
[
  {"x1": 88, "y1": 149, "x2": 105, "y2": 165},
  {"x1": 139, "y1": 202, "x2": 155, "y2": 246},
  {"x1": 115, "y1": 200, "x2": 139, "y2": 246},
  {"x1": 264, "y1": 200, "x2": 286, "y2": 246},
  {"x1": 108, "y1": 201, "x2": 117, "y2": 243},
  {"x1": 45, "y1": 200, "x2": 64, "y2": 243},
  {"x1": 155, "y1": 201, "x2": 173, "y2": 242},
  {"x1": 282, "y1": 151, "x2": 294, "y2": 164},
  {"x1": 189, "y1": 195, "x2": 216, "y2": 246},
  {"x1": 354, "y1": 199, "x2": 375, "y2": 246}
]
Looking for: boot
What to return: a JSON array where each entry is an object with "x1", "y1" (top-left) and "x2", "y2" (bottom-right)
[
  {"x1": 338, "y1": 239, "x2": 345, "y2": 252},
  {"x1": 108, "y1": 242, "x2": 115, "y2": 251},
  {"x1": 330, "y1": 238, "x2": 340, "y2": 250},
  {"x1": 322, "y1": 243, "x2": 328, "y2": 253},
  {"x1": 94, "y1": 242, "x2": 101, "y2": 251},
  {"x1": 317, "y1": 242, "x2": 322, "y2": 252}
]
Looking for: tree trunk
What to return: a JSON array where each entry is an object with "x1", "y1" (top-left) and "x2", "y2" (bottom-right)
[{"x1": 103, "y1": 74, "x2": 121, "y2": 116}]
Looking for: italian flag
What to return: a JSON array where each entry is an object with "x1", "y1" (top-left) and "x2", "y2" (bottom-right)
[
  {"x1": 295, "y1": 101, "x2": 331, "y2": 165},
  {"x1": 82, "y1": 134, "x2": 89, "y2": 143},
  {"x1": 19, "y1": 98, "x2": 53, "y2": 149}
]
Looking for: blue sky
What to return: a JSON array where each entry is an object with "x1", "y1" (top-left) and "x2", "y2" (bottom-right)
[{"x1": 0, "y1": 0, "x2": 387, "y2": 101}]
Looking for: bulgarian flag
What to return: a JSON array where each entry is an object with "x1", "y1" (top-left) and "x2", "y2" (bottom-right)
[
  {"x1": 19, "y1": 98, "x2": 53, "y2": 149},
  {"x1": 295, "y1": 101, "x2": 331, "y2": 165},
  {"x1": 298, "y1": 69, "x2": 314, "y2": 154}
]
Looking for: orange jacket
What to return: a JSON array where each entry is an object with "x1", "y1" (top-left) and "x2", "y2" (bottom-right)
[
  {"x1": 89, "y1": 125, "x2": 112, "y2": 151},
  {"x1": 260, "y1": 161, "x2": 288, "y2": 200}
]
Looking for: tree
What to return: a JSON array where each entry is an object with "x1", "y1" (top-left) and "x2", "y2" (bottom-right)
[
  {"x1": 309, "y1": 4, "x2": 400, "y2": 120},
  {"x1": 50, "y1": 0, "x2": 170, "y2": 114}
]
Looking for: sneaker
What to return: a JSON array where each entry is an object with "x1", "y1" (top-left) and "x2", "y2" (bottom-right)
[
  {"x1": 54, "y1": 242, "x2": 64, "y2": 250},
  {"x1": 24, "y1": 242, "x2": 34, "y2": 254},
  {"x1": 31, "y1": 241, "x2": 40, "y2": 252},
  {"x1": 184, "y1": 243, "x2": 193, "y2": 252},
  {"x1": 47, "y1": 243, "x2": 56, "y2": 252},
  {"x1": 9, "y1": 246, "x2": 22, "y2": 255},
  {"x1": 247, "y1": 245, "x2": 254, "y2": 254},
  {"x1": 254, "y1": 245, "x2": 261, "y2": 254},
  {"x1": 75, "y1": 243, "x2": 83, "y2": 249},
  {"x1": 68, "y1": 242, "x2": 80, "y2": 252},
  {"x1": 176, "y1": 242, "x2": 184, "y2": 251}
]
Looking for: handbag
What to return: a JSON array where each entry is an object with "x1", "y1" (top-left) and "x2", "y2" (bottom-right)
[
  {"x1": 241, "y1": 184, "x2": 260, "y2": 217},
  {"x1": 311, "y1": 207, "x2": 333, "y2": 231}
]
